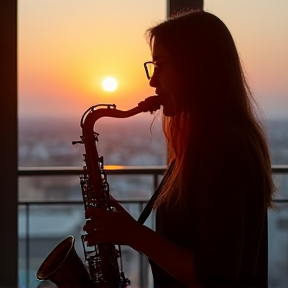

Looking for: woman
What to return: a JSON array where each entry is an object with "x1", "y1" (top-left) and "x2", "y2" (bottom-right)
[{"x1": 84, "y1": 10, "x2": 275, "y2": 288}]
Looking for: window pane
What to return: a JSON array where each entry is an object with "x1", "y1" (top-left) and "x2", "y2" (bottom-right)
[{"x1": 18, "y1": 0, "x2": 167, "y2": 168}]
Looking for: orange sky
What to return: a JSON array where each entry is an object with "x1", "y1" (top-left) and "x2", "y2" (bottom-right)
[{"x1": 18, "y1": 0, "x2": 288, "y2": 119}]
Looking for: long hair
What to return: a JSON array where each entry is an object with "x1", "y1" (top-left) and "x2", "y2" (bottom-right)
[{"x1": 146, "y1": 10, "x2": 276, "y2": 209}]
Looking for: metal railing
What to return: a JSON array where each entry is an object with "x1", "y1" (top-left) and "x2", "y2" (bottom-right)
[
  {"x1": 18, "y1": 165, "x2": 167, "y2": 288},
  {"x1": 18, "y1": 165, "x2": 288, "y2": 288}
]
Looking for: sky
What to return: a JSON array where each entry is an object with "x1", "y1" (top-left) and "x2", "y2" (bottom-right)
[{"x1": 18, "y1": 0, "x2": 288, "y2": 120}]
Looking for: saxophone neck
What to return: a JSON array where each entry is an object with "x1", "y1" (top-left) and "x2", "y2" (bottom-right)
[{"x1": 81, "y1": 95, "x2": 161, "y2": 135}]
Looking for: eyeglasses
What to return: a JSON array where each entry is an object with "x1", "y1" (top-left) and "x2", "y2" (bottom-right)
[{"x1": 143, "y1": 61, "x2": 158, "y2": 80}]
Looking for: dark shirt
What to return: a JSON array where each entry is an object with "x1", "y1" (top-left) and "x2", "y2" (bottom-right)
[{"x1": 149, "y1": 132, "x2": 268, "y2": 288}]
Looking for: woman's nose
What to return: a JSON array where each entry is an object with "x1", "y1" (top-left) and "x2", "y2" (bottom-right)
[{"x1": 149, "y1": 73, "x2": 158, "y2": 88}]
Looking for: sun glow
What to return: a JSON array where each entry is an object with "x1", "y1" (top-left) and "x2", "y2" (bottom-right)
[{"x1": 101, "y1": 77, "x2": 118, "y2": 92}]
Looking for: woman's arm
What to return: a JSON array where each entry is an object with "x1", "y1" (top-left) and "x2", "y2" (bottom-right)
[
  {"x1": 130, "y1": 222, "x2": 200, "y2": 287},
  {"x1": 84, "y1": 201, "x2": 200, "y2": 287}
]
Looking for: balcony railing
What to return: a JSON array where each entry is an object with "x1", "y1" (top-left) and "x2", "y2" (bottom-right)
[{"x1": 18, "y1": 165, "x2": 288, "y2": 288}]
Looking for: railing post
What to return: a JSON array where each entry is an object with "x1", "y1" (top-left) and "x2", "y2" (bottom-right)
[
  {"x1": 139, "y1": 202, "x2": 148, "y2": 288},
  {"x1": 25, "y1": 204, "x2": 31, "y2": 288}
]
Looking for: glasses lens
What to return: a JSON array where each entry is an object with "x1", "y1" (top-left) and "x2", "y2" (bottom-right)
[{"x1": 146, "y1": 62, "x2": 155, "y2": 79}]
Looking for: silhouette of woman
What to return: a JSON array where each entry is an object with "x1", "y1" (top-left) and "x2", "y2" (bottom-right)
[{"x1": 84, "y1": 10, "x2": 275, "y2": 288}]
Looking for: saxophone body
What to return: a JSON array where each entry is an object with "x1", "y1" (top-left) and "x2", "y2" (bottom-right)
[{"x1": 36, "y1": 96, "x2": 161, "y2": 288}]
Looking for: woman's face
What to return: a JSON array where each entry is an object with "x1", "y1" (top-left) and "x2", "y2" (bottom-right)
[{"x1": 149, "y1": 39, "x2": 180, "y2": 117}]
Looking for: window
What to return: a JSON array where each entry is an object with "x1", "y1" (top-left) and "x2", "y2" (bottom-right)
[{"x1": 18, "y1": 1, "x2": 288, "y2": 287}]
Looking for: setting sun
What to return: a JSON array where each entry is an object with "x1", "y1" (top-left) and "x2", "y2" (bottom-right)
[{"x1": 102, "y1": 77, "x2": 118, "y2": 92}]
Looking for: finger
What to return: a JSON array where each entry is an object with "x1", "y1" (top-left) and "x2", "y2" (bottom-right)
[
  {"x1": 109, "y1": 199, "x2": 127, "y2": 213},
  {"x1": 85, "y1": 230, "x2": 110, "y2": 245},
  {"x1": 84, "y1": 230, "x2": 99, "y2": 246},
  {"x1": 109, "y1": 195, "x2": 117, "y2": 202},
  {"x1": 85, "y1": 207, "x2": 101, "y2": 218},
  {"x1": 83, "y1": 220, "x2": 97, "y2": 233},
  {"x1": 86, "y1": 207, "x2": 114, "y2": 218},
  {"x1": 109, "y1": 196, "x2": 121, "y2": 209}
]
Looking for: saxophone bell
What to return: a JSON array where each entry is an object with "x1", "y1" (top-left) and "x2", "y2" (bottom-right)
[{"x1": 36, "y1": 236, "x2": 91, "y2": 288}]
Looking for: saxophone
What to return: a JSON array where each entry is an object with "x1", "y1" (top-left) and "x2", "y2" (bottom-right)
[{"x1": 36, "y1": 95, "x2": 161, "y2": 288}]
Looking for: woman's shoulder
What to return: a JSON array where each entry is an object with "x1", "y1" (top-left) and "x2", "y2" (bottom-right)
[{"x1": 196, "y1": 127, "x2": 255, "y2": 170}]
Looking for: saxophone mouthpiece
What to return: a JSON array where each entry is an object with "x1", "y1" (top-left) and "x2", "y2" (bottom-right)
[{"x1": 138, "y1": 95, "x2": 162, "y2": 113}]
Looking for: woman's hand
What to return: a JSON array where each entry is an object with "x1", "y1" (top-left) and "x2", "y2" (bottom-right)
[{"x1": 83, "y1": 196, "x2": 141, "y2": 246}]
